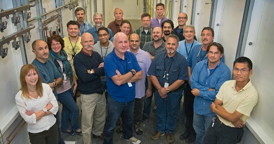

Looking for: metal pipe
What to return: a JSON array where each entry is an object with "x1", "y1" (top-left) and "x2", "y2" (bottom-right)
[
  {"x1": 0, "y1": 4, "x2": 35, "y2": 18},
  {"x1": 28, "y1": 0, "x2": 78, "y2": 22},
  {"x1": 6, "y1": 119, "x2": 26, "y2": 144},
  {"x1": 0, "y1": 25, "x2": 35, "y2": 46}
]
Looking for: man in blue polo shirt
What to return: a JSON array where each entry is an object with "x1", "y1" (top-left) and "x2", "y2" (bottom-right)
[
  {"x1": 103, "y1": 32, "x2": 142, "y2": 144},
  {"x1": 191, "y1": 42, "x2": 230, "y2": 144}
]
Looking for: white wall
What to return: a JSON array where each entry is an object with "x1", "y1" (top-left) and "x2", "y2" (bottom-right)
[
  {"x1": 242, "y1": 0, "x2": 274, "y2": 143},
  {"x1": 212, "y1": 0, "x2": 245, "y2": 70},
  {"x1": 192, "y1": 0, "x2": 212, "y2": 41}
]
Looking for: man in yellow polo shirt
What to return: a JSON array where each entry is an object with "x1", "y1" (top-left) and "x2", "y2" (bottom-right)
[{"x1": 203, "y1": 56, "x2": 258, "y2": 144}]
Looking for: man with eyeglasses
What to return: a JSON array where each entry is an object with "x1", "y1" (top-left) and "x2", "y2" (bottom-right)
[
  {"x1": 203, "y1": 56, "x2": 258, "y2": 144},
  {"x1": 177, "y1": 25, "x2": 201, "y2": 143},
  {"x1": 190, "y1": 42, "x2": 230, "y2": 144},
  {"x1": 86, "y1": 13, "x2": 114, "y2": 44},
  {"x1": 174, "y1": 12, "x2": 187, "y2": 41}
]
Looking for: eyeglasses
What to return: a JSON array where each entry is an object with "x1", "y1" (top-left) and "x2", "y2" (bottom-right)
[
  {"x1": 98, "y1": 33, "x2": 108, "y2": 37},
  {"x1": 178, "y1": 17, "x2": 187, "y2": 20},
  {"x1": 233, "y1": 68, "x2": 249, "y2": 73}
]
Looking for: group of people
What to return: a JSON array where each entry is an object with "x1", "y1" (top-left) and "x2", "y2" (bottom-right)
[{"x1": 15, "y1": 2, "x2": 258, "y2": 144}]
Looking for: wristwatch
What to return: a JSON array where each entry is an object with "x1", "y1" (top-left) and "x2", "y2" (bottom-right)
[
  {"x1": 42, "y1": 108, "x2": 48, "y2": 113},
  {"x1": 130, "y1": 70, "x2": 136, "y2": 76}
]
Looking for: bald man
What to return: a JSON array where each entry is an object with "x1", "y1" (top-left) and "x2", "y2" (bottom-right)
[
  {"x1": 103, "y1": 32, "x2": 142, "y2": 144},
  {"x1": 108, "y1": 8, "x2": 124, "y2": 34},
  {"x1": 174, "y1": 12, "x2": 189, "y2": 41},
  {"x1": 74, "y1": 33, "x2": 106, "y2": 144}
]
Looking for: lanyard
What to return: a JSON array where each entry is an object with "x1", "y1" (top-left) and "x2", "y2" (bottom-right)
[
  {"x1": 163, "y1": 57, "x2": 174, "y2": 81},
  {"x1": 185, "y1": 41, "x2": 194, "y2": 57},
  {"x1": 196, "y1": 47, "x2": 207, "y2": 62},
  {"x1": 100, "y1": 45, "x2": 109, "y2": 61},
  {"x1": 68, "y1": 37, "x2": 78, "y2": 57}
]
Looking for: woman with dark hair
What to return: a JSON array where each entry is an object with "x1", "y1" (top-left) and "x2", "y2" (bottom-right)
[
  {"x1": 15, "y1": 64, "x2": 59, "y2": 144},
  {"x1": 120, "y1": 20, "x2": 133, "y2": 37},
  {"x1": 47, "y1": 35, "x2": 81, "y2": 135}
]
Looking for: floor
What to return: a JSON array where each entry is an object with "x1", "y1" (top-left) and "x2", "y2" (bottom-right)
[{"x1": 62, "y1": 103, "x2": 194, "y2": 144}]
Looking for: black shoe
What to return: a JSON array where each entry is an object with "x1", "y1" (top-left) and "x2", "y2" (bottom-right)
[
  {"x1": 185, "y1": 134, "x2": 195, "y2": 143},
  {"x1": 93, "y1": 134, "x2": 104, "y2": 139},
  {"x1": 116, "y1": 126, "x2": 123, "y2": 133},
  {"x1": 135, "y1": 128, "x2": 143, "y2": 135},
  {"x1": 179, "y1": 132, "x2": 190, "y2": 140}
]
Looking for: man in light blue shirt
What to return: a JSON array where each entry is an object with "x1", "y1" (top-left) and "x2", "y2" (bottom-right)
[
  {"x1": 191, "y1": 42, "x2": 230, "y2": 144},
  {"x1": 129, "y1": 33, "x2": 152, "y2": 135},
  {"x1": 177, "y1": 25, "x2": 201, "y2": 60},
  {"x1": 75, "y1": 7, "x2": 93, "y2": 36},
  {"x1": 177, "y1": 25, "x2": 200, "y2": 143}
]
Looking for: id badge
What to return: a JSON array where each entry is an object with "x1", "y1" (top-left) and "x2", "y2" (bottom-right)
[
  {"x1": 63, "y1": 73, "x2": 67, "y2": 80},
  {"x1": 164, "y1": 82, "x2": 169, "y2": 88},
  {"x1": 128, "y1": 82, "x2": 133, "y2": 87}
]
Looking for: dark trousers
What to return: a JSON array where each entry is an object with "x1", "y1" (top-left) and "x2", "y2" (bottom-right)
[
  {"x1": 203, "y1": 117, "x2": 244, "y2": 144},
  {"x1": 134, "y1": 97, "x2": 144, "y2": 123},
  {"x1": 103, "y1": 96, "x2": 135, "y2": 144},
  {"x1": 29, "y1": 122, "x2": 58, "y2": 144},
  {"x1": 182, "y1": 83, "x2": 196, "y2": 136}
]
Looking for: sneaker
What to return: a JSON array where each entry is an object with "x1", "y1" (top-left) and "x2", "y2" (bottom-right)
[
  {"x1": 127, "y1": 137, "x2": 141, "y2": 144},
  {"x1": 166, "y1": 133, "x2": 175, "y2": 144},
  {"x1": 151, "y1": 131, "x2": 165, "y2": 140}
]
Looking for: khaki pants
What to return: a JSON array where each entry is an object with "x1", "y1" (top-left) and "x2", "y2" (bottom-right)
[{"x1": 81, "y1": 93, "x2": 106, "y2": 144}]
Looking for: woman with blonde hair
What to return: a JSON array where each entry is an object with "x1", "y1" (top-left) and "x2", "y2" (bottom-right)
[{"x1": 15, "y1": 64, "x2": 59, "y2": 144}]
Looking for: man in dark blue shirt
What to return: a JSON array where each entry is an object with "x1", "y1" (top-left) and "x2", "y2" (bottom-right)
[
  {"x1": 74, "y1": 33, "x2": 105, "y2": 144},
  {"x1": 103, "y1": 32, "x2": 142, "y2": 144},
  {"x1": 149, "y1": 34, "x2": 188, "y2": 144}
]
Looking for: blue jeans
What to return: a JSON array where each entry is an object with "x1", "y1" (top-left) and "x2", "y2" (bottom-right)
[
  {"x1": 154, "y1": 91, "x2": 182, "y2": 133},
  {"x1": 193, "y1": 112, "x2": 215, "y2": 144},
  {"x1": 57, "y1": 89, "x2": 80, "y2": 131},
  {"x1": 103, "y1": 96, "x2": 134, "y2": 144}
]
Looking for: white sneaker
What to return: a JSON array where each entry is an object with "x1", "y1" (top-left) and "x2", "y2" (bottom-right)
[{"x1": 128, "y1": 137, "x2": 141, "y2": 144}]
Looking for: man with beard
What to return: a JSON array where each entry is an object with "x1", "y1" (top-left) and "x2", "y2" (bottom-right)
[
  {"x1": 177, "y1": 25, "x2": 201, "y2": 143},
  {"x1": 142, "y1": 27, "x2": 165, "y2": 120},
  {"x1": 151, "y1": 3, "x2": 168, "y2": 28},
  {"x1": 190, "y1": 42, "x2": 230, "y2": 144},
  {"x1": 74, "y1": 33, "x2": 106, "y2": 144},
  {"x1": 149, "y1": 34, "x2": 188, "y2": 144},
  {"x1": 31, "y1": 39, "x2": 64, "y2": 144},
  {"x1": 135, "y1": 13, "x2": 152, "y2": 49},
  {"x1": 129, "y1": 33, "x2": 152, "y2": 135},
  {"x1": 74, "y1": 7, "x2": 93, "y2": 36},
  {"x1": 63, "y1": 21, "x2": 82, "y2": 65},
  {"x1": 161, "y1": 20, "x2": 174, "y2": 42},
  {"x1": 86, "y1": 13, "x2": 113, "y2": 43}
]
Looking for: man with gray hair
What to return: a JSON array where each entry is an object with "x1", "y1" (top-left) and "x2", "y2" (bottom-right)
[
  {"x1": 86, "y1": 13, "x2": 114, "y2": 43},
  {"x1": 149, "y1": 34, "x2": 188, "y2": 144},
  {"x1": 74, "y1": 32, "x2": 106, "y2": 144}
]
